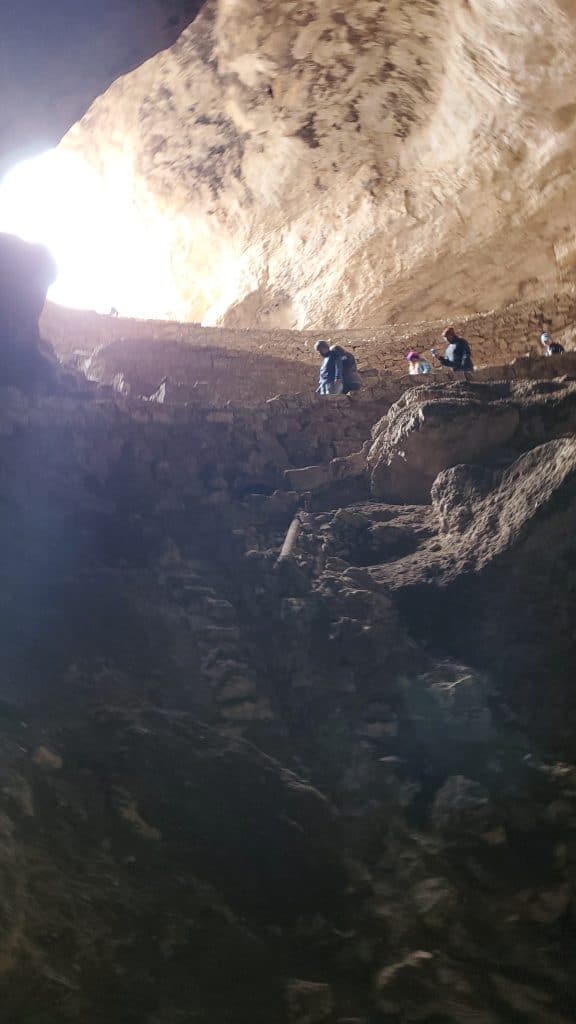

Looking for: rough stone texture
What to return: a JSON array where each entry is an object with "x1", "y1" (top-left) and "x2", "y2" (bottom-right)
[
  {"x1": 1, "y1": 374, "x2": 576, "y2": 1019},
  {"x1": 0, "y1": 233, "x2": 60, "y2": 388},
  {"x1": 0, "y1": 0, "x2": 205, "y2": 176},
  {"x1": 60, "y1": 0, "x2": 576, "y2": 327},
  {"x1": 0, "y1": 385, "x2": 378, "y2": 544},
  {"x1": 42, "y1": 291, "x2": 576, "y2": 376},
  {"x1": 295, "y1": 384, "x2": 576, "y2": 751},
  {"x1": 421, "y1": 436, "x2": 576, "y2": 751},
  {"x1": 37, "y1": 292, "x2": 576, "y2": 407},
  {"x1": 3, "y1": 1, "x2": 576, "y2": 1017},
  {"x1": 367, "y1": 377, "x2": 576, "y2": 502},
  {"x1": 368, "y1": 385, "x2": 521, "y2": 503},
  {"x1": 0, "y1": 707, "x2": 344, "y2": 1023}
]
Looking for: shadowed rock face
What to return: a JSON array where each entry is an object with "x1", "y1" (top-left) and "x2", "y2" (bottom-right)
[
  {"x1": 3, "y1": 3, "x2": 576, "y2": 1019},
  {"x1": 367, "y1": 377, "x2": 576, "y2": 502},
  {"x1": 0, "y1": 0, "x2": 206, "y2": 177},
  {"x1": 303, "y1": 377, "x2": 576, "y2": 750},
  {"x1": 60, "y1": 0, "x2": 576, "y2": 327},
  {"x1": 1, "y1": 379, "x2": 576, "y2": 1020},
  {"x1": 0, "y1": 233, "x2": 60, "y2": 387}
]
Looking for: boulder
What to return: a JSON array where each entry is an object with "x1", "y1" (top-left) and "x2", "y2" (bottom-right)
[
  {"x1": 368, "y1": 378, "x2": 576, "y2": 504},
  {"x1": 284, "y1": 463, "x2": 332, "y2": 492},
  {"x1": 0, "y1": 232, "x2": 59, "y2": 388},
  {"x1": 431, "y1": 775, "x2": 501, "y2": 841},
  {"x1": 367, "y1": 384, "x2": 520, "y2": 503},
  {"x1": 366, "y1": 431, "x2": 576, "y2": 749}
]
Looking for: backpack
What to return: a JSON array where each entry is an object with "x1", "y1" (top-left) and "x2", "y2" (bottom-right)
[
  {"x1": 456, "y1": 338, "x2": 473, "y2": 371},
  {"x1": 342, "y1": 351, "x2": 361, "y2": 388}
]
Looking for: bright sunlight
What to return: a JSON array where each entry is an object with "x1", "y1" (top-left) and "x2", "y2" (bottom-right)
[{"x1": 0, "y1": 149, "x2": 181, "y2": 318}]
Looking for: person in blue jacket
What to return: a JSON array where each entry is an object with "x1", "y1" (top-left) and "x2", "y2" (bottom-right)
[
  {"x1": 431, "y1": 327, "x2": 474, "y2": 372},
  {"x1": 315, "y1": 340, "x2": 343, "y2": 395}
]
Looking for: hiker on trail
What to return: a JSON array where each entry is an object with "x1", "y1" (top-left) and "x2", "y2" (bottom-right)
[
  {"x1": 431, "y1": 327, "x2": 474, "y2": 372},
  {"x1": 333, "y1": 344, "x2": 362, "y2": 393},
  {"x1": 406, "y1": 350, "x2": 432, "y2": 375},
  {"x1": 540, "y1": 331, "x2": 565, "y2": 356},
  {"x1": 315, "y1": 340, "x2": 343, "y2": 395}
]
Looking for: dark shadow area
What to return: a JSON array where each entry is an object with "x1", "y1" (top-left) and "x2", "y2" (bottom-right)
[{"x1": 0, "y1": 0, "x2": 205, "y2": 175}]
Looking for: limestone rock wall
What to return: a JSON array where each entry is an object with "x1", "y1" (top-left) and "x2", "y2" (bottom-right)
[
  {"x1": 62, "y1": 0, "x2": 576, "y2": 327},
  {"x1": 0, "y1": 386, "x2": 379, "y2": 517}
]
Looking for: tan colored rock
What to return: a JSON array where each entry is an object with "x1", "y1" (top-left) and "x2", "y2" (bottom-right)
[
  {"x1": 431, "y1": 433, "x2": 576, "y2": 565},
  {"x1": 61, "y1": 0, "x2": 576, "y2": 327},
  {"x1": 367, "y1": 385, "x2": 520, "y2": 503}
]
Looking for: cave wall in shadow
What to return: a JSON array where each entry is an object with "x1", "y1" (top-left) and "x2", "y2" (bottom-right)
[{"x1": 0, "y1": 0, "x2": 206, "y2": 177}]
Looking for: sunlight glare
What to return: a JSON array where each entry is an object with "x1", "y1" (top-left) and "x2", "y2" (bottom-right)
[{"x1": 0, "y1": 149, "x2": 180, "y2": 318}]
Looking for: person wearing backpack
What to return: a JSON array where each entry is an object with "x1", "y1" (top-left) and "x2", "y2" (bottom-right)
[
  {"x1": 431, "y1": 327, "x2": 474, "y2": 372},
  {"x1": 315, "y1": 339, "x2": 344, "y2": 395},
  {"x1": 331, "y1": 344, "x2": 362, "y2": 392}
]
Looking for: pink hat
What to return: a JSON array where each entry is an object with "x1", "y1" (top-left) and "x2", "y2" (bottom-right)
[{"x1": 406, "y1": 350, "x2": 420, "y2": 361}]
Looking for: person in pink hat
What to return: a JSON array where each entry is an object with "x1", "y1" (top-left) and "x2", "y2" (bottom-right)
[{"x1": 406, "y1": 350, "x2": 432, "y2": 375}]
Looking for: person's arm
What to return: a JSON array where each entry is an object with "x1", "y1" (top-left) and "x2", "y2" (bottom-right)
[
  {"x1": 431, "y1": 349, "x2": 451, "y2": 368},
  {"x1": 333, "y1": 356, "x2": 344, "y2": 394}
]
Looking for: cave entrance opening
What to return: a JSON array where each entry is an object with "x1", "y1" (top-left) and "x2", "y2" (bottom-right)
[{"x1": 0, "y1": 148, "x2": 179, "y2": 319}]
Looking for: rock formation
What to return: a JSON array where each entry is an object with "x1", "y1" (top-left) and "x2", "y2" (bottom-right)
[
  {"x1": 0, "y1": 363, "x2": 576, "y2": 1019},
  {"x1": 366, "y1": 375, "x2": 576, "y2": 502},
  {"x1": 0, "y1": 233, "x2": 60, "y2": 388},
  {"x1": 0, "y1": 0, "x2": 205, "y2": 177},
  {"x1": 60, "y1": 0, "x2": 576, "y2": 327},
  {"x1": 3, "y1": 1, "x2": 576, "y2": 1020},
  {"x1": 34, "y1": 288, "x2": 576, "y2": 405}
]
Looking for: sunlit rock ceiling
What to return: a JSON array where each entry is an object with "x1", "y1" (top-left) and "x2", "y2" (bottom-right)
[{"x1": 60, "y1": 0, "x2": 576, "y2": 328}]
